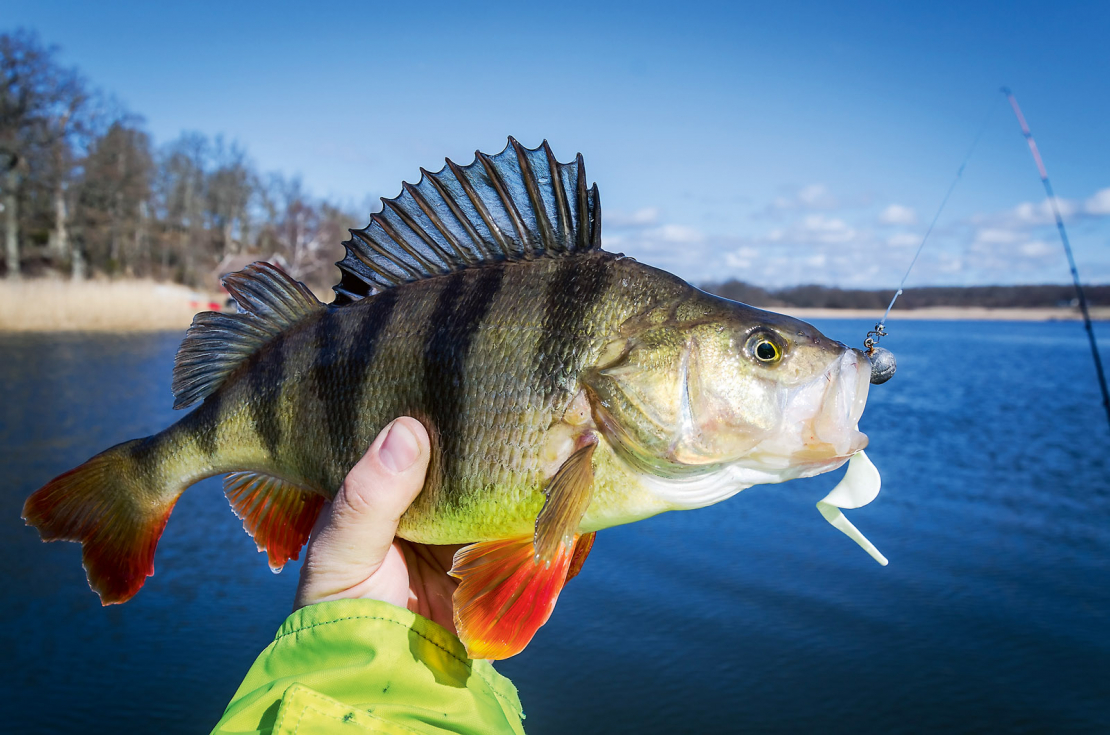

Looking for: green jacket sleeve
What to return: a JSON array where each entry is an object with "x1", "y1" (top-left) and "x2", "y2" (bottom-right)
[{"x1": 212, "y1": 598, "x2": 526, "y2": 735}]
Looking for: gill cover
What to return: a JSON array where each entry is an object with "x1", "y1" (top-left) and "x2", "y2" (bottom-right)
[{"x1": 584, "y1": 314, "x2": 786, "y2": 478}]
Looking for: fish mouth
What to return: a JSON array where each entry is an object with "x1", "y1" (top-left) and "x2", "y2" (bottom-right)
[
  {"x1": 738, "y1": 347, "x2": 871, "y2": 478},
  {"x1": 811, "y1": 348, "x2": 871, "y2": 458}
]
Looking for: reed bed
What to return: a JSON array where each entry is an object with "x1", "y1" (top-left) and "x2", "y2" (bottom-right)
[{"x1": 0, "y1": 278, "x2": 222, "y2": 333}]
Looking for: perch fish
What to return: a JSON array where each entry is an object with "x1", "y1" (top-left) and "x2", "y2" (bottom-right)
[{"x1": 24, "y1": 138, "x2": 886, "y2": 660}]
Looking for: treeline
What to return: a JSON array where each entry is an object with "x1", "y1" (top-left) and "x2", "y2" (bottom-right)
[
  {"x1": 0, "y1": 30, "x2": 354, "y2": 290},
  {"x1": 703, "y1": 280, "x2": 1110, "y2": 309}
]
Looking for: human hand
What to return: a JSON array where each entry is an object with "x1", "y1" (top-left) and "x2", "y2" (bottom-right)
[{"x1": 294, "y1": 417, "x2": 461, "y2": 633}]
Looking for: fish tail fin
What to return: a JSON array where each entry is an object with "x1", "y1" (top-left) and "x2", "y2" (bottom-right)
[{"x1": 22, "y1": 436, "x2": 186, "y2": 605}]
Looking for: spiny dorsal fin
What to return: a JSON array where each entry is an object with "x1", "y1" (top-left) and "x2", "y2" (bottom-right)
[
  {"x1": 333, "y1": 137, "x2": 602, "y2": 304},
  {"x1": 172, "y1": 262, "x2": 324, "y2": 409}
]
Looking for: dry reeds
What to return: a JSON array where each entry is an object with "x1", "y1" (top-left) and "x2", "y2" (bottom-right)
[{"x1": 0, "y1": 278, "x2": 222, "y2": 333}]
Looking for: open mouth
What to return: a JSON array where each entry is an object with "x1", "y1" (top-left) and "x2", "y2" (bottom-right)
[{"x1": 803, "y1": 348, "x2": 872, "y2": 460}]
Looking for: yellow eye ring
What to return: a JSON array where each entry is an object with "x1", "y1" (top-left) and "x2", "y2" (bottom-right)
[{"x1": 749, "y1": 336, "x2": 782, "y2": 363}]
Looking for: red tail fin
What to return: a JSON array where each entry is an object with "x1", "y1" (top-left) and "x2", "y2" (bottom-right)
[{"x1": 22, "y1": 439, "x2": 182, "y2": 605}]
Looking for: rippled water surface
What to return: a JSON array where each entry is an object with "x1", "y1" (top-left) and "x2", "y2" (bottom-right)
[{"x1": 2, "y1": 320, "x2": 1108, "y2": 733}]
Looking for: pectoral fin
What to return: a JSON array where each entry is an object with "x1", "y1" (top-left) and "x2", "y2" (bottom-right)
[{"x1": 534, "y1": 440, "x2": 596, "y2": 564}]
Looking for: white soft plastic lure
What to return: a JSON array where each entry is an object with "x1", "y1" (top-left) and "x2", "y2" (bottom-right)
[{"x1": 816, "y1": 450, "x2": 887, "y2": 565}]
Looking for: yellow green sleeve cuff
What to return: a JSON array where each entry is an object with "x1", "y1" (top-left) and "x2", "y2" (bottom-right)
[{"x1": 212, "y1": 598, "x2": 526, "y2": 735}]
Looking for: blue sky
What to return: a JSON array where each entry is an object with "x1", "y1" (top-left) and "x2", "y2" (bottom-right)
[{"x1": 6, "y1": 0, "x2": 1109, "y2": 287}]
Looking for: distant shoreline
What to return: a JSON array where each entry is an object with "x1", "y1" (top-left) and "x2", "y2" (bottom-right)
[
  {"x1": 1, "y1": 280, "x2": 1107, "y2": 333},
  {"x1": 775, "y1": 306, "x2": 1110, "y2": 322}
]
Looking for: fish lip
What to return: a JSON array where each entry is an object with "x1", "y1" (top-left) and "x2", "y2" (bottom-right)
[
  {"x1": 811, "y1": 349, "x2": 866, "y2": 452},
  {"x1": 847, "y1": 348, "x2": 871, "y2": 425}
]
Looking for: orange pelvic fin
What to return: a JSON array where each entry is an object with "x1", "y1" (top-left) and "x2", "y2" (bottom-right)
[
  {"x1": 449, "y1": 534, "x2": 582, "y2": 660},
  {"x1": 22, "y1": 438, "x2": 182, "y2": 605},
  {"x1": 223, "y1": 471, "x2": 326, "y2": 572}
]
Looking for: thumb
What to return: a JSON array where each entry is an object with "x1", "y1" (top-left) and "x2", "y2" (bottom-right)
[{"x1": 296, "y1": 417, "x2": 430, "y2": 605}]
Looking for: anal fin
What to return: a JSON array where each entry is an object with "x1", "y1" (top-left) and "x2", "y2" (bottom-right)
[
  {"x1": 449, "y1": 534, "x2": 583, "y2": 660},
  {"x1": 223, "y1": 471, "x2": 326, "y2": 572}
]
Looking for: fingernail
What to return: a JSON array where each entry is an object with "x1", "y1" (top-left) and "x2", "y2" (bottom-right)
[{"x1": 379, "y1": 421, "x2": 420, "y2": 473}]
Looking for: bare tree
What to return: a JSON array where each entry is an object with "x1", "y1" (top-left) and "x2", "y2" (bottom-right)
[
  {"x1": 1, "y1": 32, "x2": 359, "y2": 287},
  {"x1": 206, "y1": 137, "x2": 252, "y2": 258},
  {"x1": 159, "y1": 133, "x2": 208, "y2": 284},
  {"x1": 252, "y1": 173, "x2": 349, "y2": 289},
  {"x1": 74, "y1": 120, "x2": 152, "y2": 275},
  {"x1": 0, "y1": 30, "x2": 92, "y2": 279}
]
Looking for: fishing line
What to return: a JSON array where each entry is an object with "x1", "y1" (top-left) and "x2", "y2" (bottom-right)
[
  {"x1": 1002, "y1": 87, "x2": 1110, "y2": 430},
  {"x1": 864, "y1": 100, "x2": 997, "y2": 360}
]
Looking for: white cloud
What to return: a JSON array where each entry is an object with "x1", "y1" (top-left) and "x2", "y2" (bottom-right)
[
  {"x1": 653, "y1": 224, "x2": 705, "y2": 244},
  {"x1": 798, "y1": 214, "x2": 857, "y2": 244},
  {"x1": 1085, "y1": 188, "x2": 1110, "y2": 216},
  {"x1": 1018, "y1": 240, "x2": 1055, "y2": 258},
  {"x1": 798, "y1": 184, "x2": 832, "y2": 207},
  {"x1": 1004, "y1": 197, "x2": 1079, "y2": 227},
  {"x1": 763, "y1": 214, "x2": 856, "y2": 245},
  {"x1": 606, "y1": 207, "x2": 660, "y2": 227},
  {"x1": 600, "y1": 182, "x2": 1110, "y2": 288},
  {"x1": 600, "y1": 232, "x2": 627, "y2": 249},
  {"x1": 771, "y1": 183, "x2": 838, "y2": 212},
  {"x1": 724, "y1": 246, "x2": 761, "y2": 269},
  {"x1": 878, "y1": 204, "x2": 917, "y2": 226},
  {"x1": 973, "y1": 228, "x2": 1021, "y2": 245},
  {"x1": 886, "y1": 232, "x2": 920, "y2": 247}
]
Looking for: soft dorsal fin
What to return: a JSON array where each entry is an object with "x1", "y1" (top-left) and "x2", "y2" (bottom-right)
[
  {"x1": 172, "y1": 262, "x2": 324, "y2": 409},
  {"x1": 333, "y1": 137, "x2": 602, "y2": 304}
]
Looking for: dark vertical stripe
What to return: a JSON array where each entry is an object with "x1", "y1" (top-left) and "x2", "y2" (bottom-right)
[
  {"x1": 128, "y1": 431, "x2": 167, "y2": 472},
  {"x1": 534, "y1": 254, "x2": 613, "y2": 399},
  {"x1": 191, "y1": 387, "x2": 225, "y2": 457},
  {"x1": 248, "y1": 333, "x2": 286, "y2": 458},
  {"x1": 313, "y1": 292, "x2": 399, "y2": 479},
  {"x1": 422, "y1": 265, "x2": 506, "y2": 486}
]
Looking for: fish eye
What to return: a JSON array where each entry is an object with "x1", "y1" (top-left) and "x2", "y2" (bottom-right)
[{"x1": 747, "y1": 334, "x2": 782, "y2": 363}]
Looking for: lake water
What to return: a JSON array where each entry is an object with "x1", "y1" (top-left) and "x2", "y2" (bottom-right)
[{"x1": 2, "y1": 320, "x2": 1108, "y2": 733}]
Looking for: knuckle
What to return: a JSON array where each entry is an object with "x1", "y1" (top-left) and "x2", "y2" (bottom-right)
[{"x1": 337, "y1": 475, "x2": 379, "y2": 516}]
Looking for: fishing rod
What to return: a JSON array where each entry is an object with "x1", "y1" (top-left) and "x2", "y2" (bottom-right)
[{"x1": 1001, "y1": 87, "x2": 1110, "y2": 430}]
